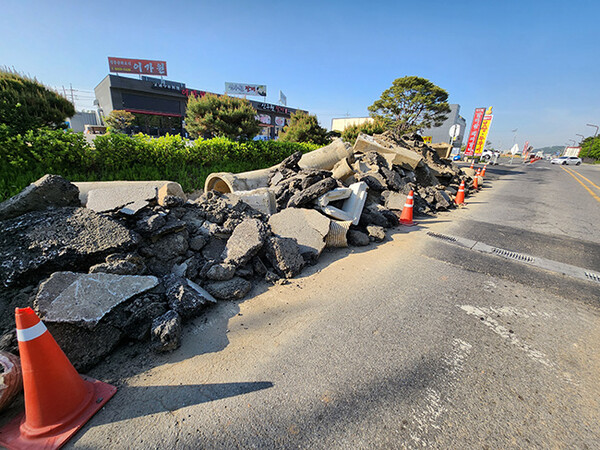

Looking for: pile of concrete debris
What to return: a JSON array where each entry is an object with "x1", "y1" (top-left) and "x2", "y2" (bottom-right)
[{"x1": 0, "y1": 131, "x2": 477, "y2": 371}]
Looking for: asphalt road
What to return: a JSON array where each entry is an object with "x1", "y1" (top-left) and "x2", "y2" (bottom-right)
[{"x1": 46, "y1": 161, "x2": 600, "y2": 448}]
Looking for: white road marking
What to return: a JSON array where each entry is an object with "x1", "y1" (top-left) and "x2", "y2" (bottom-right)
[
  {"x1": 409, "y1": 339, "x2": 472, "y2": 448},
  {"x1": 459, "y1": 305, "x2": 575, "y2": 385},
  {"x1": 478, "y1": 305, "x2": 555, "y2": 319}
]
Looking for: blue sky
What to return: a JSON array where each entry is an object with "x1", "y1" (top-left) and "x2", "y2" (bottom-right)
[{"x1": 1, "y1": 0, "x2": 598, "y2": 149}]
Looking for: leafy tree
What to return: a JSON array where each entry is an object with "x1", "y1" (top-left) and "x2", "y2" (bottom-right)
[
  {"x1": 368, "y1": 76, "x2": 450, "y2": 133},
  {"x1": 279, "y1": 111, "x2": 330, "y2": 145},
  {"x1": 341, "y1": 117, "x2": 389, "y2": 143},
  {"x1": 104, "y1": 109, "x2": 135, "y2": 133},
  {"x1": 580, "y1": 136, "x2": 600, "y2": 161},
  {"x1": 185, "y1": 94, "x2": 259, "y2": 140},
  {"x1": 0, "y1": 69, "x2": 75, "y2": 135}
]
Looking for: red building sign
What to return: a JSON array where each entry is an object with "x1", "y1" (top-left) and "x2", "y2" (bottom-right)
[{"x1": 108, "y1": 57, "x2": 167, "y2": 76}]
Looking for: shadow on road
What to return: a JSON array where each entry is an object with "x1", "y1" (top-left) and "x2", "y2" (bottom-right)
[{"x1": 88, "y1": 381, "x2": 274, "y2": 426}]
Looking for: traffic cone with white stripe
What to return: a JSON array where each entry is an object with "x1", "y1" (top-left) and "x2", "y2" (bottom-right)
[
  {"x1": 469, "y1": 161, "x2": 474, "y2": 169},
  {"x1": 473, "y1": 171, "x2": 479, "y2": 190},
  {"x1": 0, "y1": 307, "x2": 117, "y2": 450},
  {"x1": 398, "y1": 190, "x2": 417, "y2": 226},
  {"x1": 481, "y1": 165, "x2": 487, "y2": 177},
  {"x1": 455, "y1": 180, "x2": 465, "y2": 205}
]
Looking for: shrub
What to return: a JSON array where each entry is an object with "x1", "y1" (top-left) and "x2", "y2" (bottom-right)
[
  {"x1": 341, "y1": 117, "x2": 389, "y2": 143},
  {"x1": 0, "y1": 129, "x2": 319, "y2": 201},
  {"x1": 279, "y1": 111, "x2": 330, "y2": 145},
  {"x1": 185, "y1": 94, "x2": 260, "y2": 140},
  {"x1": 0, "y1": 69, "x2": 75, "y2": 135},
  {"x1": 104, "y1": 110, "x2": 135, "y2": 133}
]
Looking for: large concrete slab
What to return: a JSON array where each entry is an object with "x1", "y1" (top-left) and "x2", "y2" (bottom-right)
[
  {"x1": 268, "y1": 208, "x2": 331, "y2": 262},
  {"x1": 86, "y1": 185, "x2": 158, "y2": 214},
  {"x1": 354, "y1": 134, "x2": 423, "y2": 169},
  {"x1": 0, "y1": 207, "x2": 139, "y2": 287},
  {"x1": 35, "y1": 272, "x2": 159, "y2": 328},
  {"x1": 74, "y1": 181, "x2": 178, "y2": 206},
  {"x1": 0, "y1": 174, "x2": 80, "y2": 221}
]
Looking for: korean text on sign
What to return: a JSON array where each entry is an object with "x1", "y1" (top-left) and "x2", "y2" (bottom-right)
[{"x1": 108, "y1": 57, "x2": 167, "y2": 76}]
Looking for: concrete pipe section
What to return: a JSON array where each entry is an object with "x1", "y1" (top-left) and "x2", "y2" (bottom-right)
[
  {"x1": 204, "y1": 139, "x2": 355, "y2": 194},
  {"x1": 297, "y1": 139, "x2": 354, "y2": 171},
  {"x1": 204, "y1": 167, "x2": 274, "y2": 194}
]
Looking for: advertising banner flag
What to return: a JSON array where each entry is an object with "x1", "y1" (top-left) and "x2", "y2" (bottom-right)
[
  {"x1": 279, "y1": 90, "x2": 287, "y2": 106},
  {"x1": 225, "y1": 82, "x2": 267, "y2": 97},
  {"x1": 522, "y1": 140, "x2": 530, "y2": 158},
  {"x1": 473, "y1": 107, "x2": 494, "y2": 155},
  {"x1": 464, "y1": 107, "x2": 486, "y2": 156},
  {"x1": 108, "y1": 57, "x2": 167, "y2": 76}
]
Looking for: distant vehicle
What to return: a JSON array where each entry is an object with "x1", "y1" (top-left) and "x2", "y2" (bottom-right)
[
  {"x1": 551, "y1": 156, "x2": 582, "y2": 165},
  {"x1": 452, "y1": 154, "x2": 461, "y2": 161},
  {"x1": 480, "y1": 149, "x2": 500, "y2": 164}
]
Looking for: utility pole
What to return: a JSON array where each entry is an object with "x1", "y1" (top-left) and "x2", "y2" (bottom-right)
[{"x1": 69, "y1": 83, "x2": 75, "y2": 108}]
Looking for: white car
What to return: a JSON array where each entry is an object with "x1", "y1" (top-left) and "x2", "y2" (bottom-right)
[{"x1": 551, "y1": 156, "x2": 582, "y2": 165}]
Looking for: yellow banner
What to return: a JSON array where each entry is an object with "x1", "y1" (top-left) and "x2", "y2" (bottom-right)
[
  {"x1": 474, "y1": 110, "x2": 493, "y2": 155},
  {"x1": 422, "y1": 136, "x2": 432, "y2": 144}
]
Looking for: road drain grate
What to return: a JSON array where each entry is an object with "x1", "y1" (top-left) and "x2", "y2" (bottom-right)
[
  {"x1": 427, "y1": 232, "x2": 457, "y2": 242},
  {"x1": 492, "y1": 248, "x2": 535, "y2": 263},
  {"x1": 585, "y1": 272, "x2": 600, "y2": 283}
]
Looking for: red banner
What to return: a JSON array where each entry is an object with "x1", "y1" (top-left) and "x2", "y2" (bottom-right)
[
  {"x1": 108, "y1": 57, "x2": 167, "y2": 76},
  {"x1": 464, "y1": 108, "x2": 486, "y2": 156},
  {"x1": 522, "y1": 140, "x2": 530, "y2": 158}
]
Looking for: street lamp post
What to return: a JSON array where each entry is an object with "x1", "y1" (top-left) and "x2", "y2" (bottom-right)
[{"x1": 586, "y1": 123, "x2": 599, "y2": 160}]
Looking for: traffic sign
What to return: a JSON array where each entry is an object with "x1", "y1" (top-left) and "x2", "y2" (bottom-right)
[{"x1": 449, "y1": 124, "x2": 461, "y2": 139}]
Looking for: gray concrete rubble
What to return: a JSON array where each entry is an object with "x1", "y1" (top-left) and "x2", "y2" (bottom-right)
[
  {"x1": 0, "y1": 207, "x2": 138, "y2": 287},
  {"x1": 264, "y1": 236, "x2": 305, "y2": 278},
  {"x1": 86, "y1": 185, "x2": 159, "y2": 215},
  {"x1": 225, "y1": 188, "x2": 277, "y2": 215},
  {"x1": 0, "y1": 129, "x2": 476, "y2": 369},
  {"x1": 163, "y1": 275, "x2": 217, "y2": 319},
  {"x1": 205, "y1": 277, "x2": 252, "y2": 300},
  {"x1": 34, "y1": 272, "x2": 159, "y2": 328},
  {"x1": 222, "y1": 218, "x2": 268, "y2": 267},
  {"x1": 269, "y1": 208, "x2": 331, "y2": 263},
  {"x1": 347, "y1": 229, "x2": 370, "y2": 246},
  {"x1": 366, "y1": 225, "x2": 386, "y2": 242},
  {"x1": 354, "y1": 133, "x2": 423, "y2": 169},
  {"x1": 151, "y1": 310, "x2": 182, "y2": 352},
  {"x1": 0, "y1": 174, "x2": 80, "y2": 221}
]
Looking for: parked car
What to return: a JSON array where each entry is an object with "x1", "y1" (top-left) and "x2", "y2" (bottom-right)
[
  {"x1": 452, "y1": 154, "x2": 461, "y2": 161},
  {"x1": 551, "y1": 156, "x2": 582, "y2": 165}
]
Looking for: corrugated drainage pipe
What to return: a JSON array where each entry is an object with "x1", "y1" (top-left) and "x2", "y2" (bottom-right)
[{"x1": 0, "y1": 351, "x2": 22, "y2": 412}]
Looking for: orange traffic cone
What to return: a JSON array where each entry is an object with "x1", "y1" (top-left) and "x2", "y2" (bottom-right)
[
  {"x1": 455, "y1": 180, "x2": 465, "y2": 205},
  {"x1": 473, "y1": 171, "x2": 479, "y2": 190},
  {"x1": 469, "y1": 161, "x2": 474, "y2": 169},
  {"x1": 0, "y1": 308, "x2": 117, "y2": 449},
  {"x1": 481, "y1": 165, "x2": 487, "y2": 177},
  {"x1": 399, "y1": 190, "x2": 417, "y2": 226}
]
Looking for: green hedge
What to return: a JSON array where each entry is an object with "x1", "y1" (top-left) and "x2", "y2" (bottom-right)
[{"x1": 0, "y1": 126, "x2": 319, "y2": 202}]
